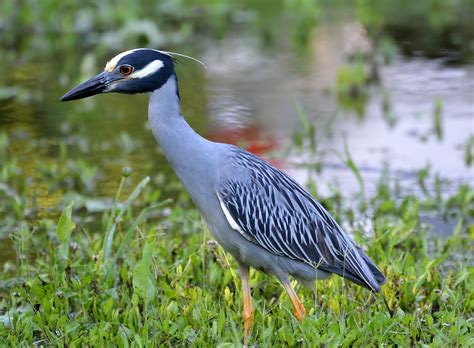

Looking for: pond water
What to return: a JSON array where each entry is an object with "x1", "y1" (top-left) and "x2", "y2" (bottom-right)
[
  {"x1": 0, "y1": 8, "x2": 473, "y2": 262},
  {"x1": 203, "y1": 22, "x2": 474, "y2": 197}
]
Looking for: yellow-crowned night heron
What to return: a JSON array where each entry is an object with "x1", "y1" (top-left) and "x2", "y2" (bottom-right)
[{"x1": 61, "y1": 48, "x2": 386, "y2": 344}]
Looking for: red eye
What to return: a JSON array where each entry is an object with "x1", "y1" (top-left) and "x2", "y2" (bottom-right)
[{"x1": 119, "y1": 65, "x2": 134, "y2": 75}]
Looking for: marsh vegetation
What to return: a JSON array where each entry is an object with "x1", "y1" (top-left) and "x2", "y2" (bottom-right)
[{"x1": 0, "y1": 0, "x2": 473, "y2": 346}]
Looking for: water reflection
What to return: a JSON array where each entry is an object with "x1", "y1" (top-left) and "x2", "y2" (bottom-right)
[{"x1": 204, "y1": 19, "x2": 473, "y2": 197}]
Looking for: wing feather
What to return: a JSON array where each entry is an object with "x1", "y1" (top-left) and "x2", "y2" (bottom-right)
[{"x1": 216, "y1": 147, "x2": 385, "y2": 292}]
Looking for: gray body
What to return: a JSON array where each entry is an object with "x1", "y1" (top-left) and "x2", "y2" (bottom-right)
[
  {"x1": 149, "y1": 78, "x2": 312, "y2": 281},
  {"x1": 61, "y1": 48, "x2": 385, "y2": 294},
  {"x1": 149, "y1": 77, "x2": 376, "y2": 289}
]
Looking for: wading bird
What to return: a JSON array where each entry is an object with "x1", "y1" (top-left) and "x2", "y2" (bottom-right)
[{"x1": 61, "y1": 48, "x2": 386, "y2": 344}]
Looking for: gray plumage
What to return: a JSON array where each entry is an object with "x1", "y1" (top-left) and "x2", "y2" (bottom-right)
[
  {"x1": 61, "y1": 49, "x2": 386, "y2": 335},
  {"x1": 217, "y1": 147, "x2": 385, "y2": 292},
  {"x1": 147, "y1": 75, "x2": 385, "y2": 293}
]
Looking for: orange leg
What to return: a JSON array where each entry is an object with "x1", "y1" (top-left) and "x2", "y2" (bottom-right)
[
  {"x1": 282, "y1": 281, "x2": 306, "y2": 321},
  {"x1": 239, "y1": 264, "x2": 254, "y2": 346}
]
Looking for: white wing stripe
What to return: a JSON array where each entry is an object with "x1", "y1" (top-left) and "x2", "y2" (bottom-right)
[{"x1": 218, "y1": 195, "x2": 248, "y2": 238}]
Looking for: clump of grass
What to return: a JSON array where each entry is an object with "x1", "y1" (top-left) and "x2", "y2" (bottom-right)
[
  {"x1": 336, "y1": 61, "x2": 370, "y2": 117},
  {"x1": 463, "y1": 135, "x2": 474, "y2": 167}
]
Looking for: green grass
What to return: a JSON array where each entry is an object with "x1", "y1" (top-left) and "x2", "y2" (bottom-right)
[
  {"x1": 0, "y1": 133, "x2": 472, "y2": 346},
  {"x1": 1, "y1": 0, "x2": 473, "y2": 344}
]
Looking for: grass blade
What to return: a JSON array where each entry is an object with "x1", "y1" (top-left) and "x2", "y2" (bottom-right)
[{"x1": 103, "y1": 176, "x2": 150, "y2": 260}]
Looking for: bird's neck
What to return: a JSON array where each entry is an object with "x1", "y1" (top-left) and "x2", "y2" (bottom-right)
[{"x1": 147, "y1": 76, "x2": 214, "y2": 184}]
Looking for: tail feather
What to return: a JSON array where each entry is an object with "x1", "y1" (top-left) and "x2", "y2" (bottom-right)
[
  {"x1": 357, "y1": 246, "x2": 386, "y2": 286},
  {"x1": 323, "y1": 247, "x2": 386, "y2": 292}
]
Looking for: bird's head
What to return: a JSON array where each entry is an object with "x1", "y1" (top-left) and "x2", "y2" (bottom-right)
[{"x1": 61, "y1": 48, "x2": 178, "y2": 102}]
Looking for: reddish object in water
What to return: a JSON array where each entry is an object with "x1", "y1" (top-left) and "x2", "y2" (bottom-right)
[{"x1": 207, "y1": 125, "x2": 284, "y2": 169}]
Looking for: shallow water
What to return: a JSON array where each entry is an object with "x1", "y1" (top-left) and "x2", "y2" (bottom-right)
[
  {"x1": 288, "y1": 57, "x2": 474, "y2": 196},
  {"x1": 203, "y1": 21, "x2": 474, "y2": 197},
  {"x1": 0, "y1": 9, "x2": 473, "y2": 261}
]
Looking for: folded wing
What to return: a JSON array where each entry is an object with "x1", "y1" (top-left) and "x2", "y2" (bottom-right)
[{"x1": 216, "y1": 148, "x2": 385, "y2": 292}]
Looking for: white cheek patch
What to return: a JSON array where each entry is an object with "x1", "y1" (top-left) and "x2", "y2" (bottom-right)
[
  {"x1": 129, "y1": 60, "x2": 164, "y2": 79},
  {"x1": 104, "y1": 49, "x2": 140, "y2": 72}
]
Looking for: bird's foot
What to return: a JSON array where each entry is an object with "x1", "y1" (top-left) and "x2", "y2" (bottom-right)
[
  {"x1": 243, "y1": 305, "x2": 254, "y2": 346},
  {"x1": 282, "y1": 281, "x2": 307, "y2": 322},
  {"x1": 292, "y1": 301, "x2": 306, "y2": 322}
]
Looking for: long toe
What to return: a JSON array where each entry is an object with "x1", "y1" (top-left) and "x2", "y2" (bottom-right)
[
  {"x1": 282, "y1": 280, "x2": 307, "y2": 322},
  {"x1": 293, "y1": 301, "x2": 307, "y2": 322}
]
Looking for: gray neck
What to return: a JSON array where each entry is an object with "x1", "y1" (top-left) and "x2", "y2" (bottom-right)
[{"x1": 147, "y1": 76, "x2": 217, "y2": 195}]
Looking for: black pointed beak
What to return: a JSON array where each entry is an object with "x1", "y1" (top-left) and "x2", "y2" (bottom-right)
[{"x1": 61, "y1": 71, "x2": 113, "y2": 102}]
